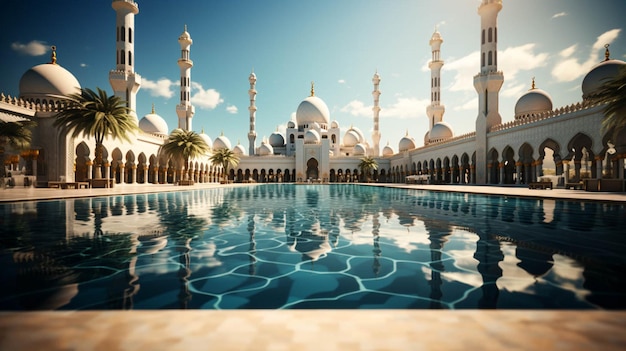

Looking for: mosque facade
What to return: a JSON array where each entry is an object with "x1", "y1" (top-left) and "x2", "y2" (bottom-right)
[{"x1": 1, "y1": 0, "x2": 625, "y2": 190}]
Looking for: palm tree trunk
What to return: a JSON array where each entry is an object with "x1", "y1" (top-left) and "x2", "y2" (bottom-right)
[{"x1": 94, "y1": 142, "x2": 104, "y2": 179}]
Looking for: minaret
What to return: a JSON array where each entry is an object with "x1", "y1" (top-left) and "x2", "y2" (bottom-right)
[
  {"x1": 426, "y1": 28, "x2": 446, "y2": 143},
  {"x1": 248, "y1": 71, "x2": 257, "y2": 156},
  {"x1": 109, "y1": 0, "x2": 141, "y2": 121},
  {"x1": 474, "y1": 0, "x2": 504, "y2": 184},
  {"x1": 371, "y1": 71, "x2": 381, "y2": 157},
  {"x1": 177, "y1": 25, "x2": 195, "y2": 131}
]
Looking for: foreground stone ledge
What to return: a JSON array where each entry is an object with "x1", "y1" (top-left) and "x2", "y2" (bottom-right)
[{"x1": 1, "y1": 310, "x2": 625, "y2": 351}]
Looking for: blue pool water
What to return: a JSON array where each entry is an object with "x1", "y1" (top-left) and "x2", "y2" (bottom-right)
[{"x1": 1, "y1": 184, "x2": 625, "y2": 310}]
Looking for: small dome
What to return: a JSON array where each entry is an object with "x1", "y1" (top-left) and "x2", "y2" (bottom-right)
[
  {"x1": 213, "y1": 134, "x2": 232, "y2": 150},
  {"x1": 19, "y1": 63, "x2": 81, "y2": 101},
  {"x1": 296, "y1": 96, "x2": 330, "y2": 127},
  {"x1": 269, "y1": 131, "x2": 285, "y2": 147},
  {"x1": 382, "y1": 144, "x2": 395, "y2": 156},
  {"x1": 331, "y1": 120, "x2": 339, "y2": 129},
  {"x1": 287, "y1": 120, "x2": 296, "y2": 129},
  {"x1": 233, "y1": 143, "x2": 246, "y2": 156},
  {"x1": 139, "y1": 111, "x2": 169, "y2": 136},
  {"x1": 430, "y1": 30, "x2": 442, "y2": 43},
  {"x1": 424, "y1": 131, "x2": 430, "y2": 145},
  {"x1": 582, "y1": 59, "x2": 626, "y2": 100},
  {"x1": 304, "y1": 129, "x2": 320, "y2": 144},
  {"x1": 199, "y1": 132, "x2": 213, "y2": 149},
  {"x1": 258, "y1": 141, "x2": 274, "y2": 156},
  {"x1": 429, "y1": 122, "x2": 454, "y2": 141},
  {"x1": 343, "y1": 130, "x2": 360, "y2": 147},
  {"x1": 515, "y1": 88, "x2": 553, "y2": 118},
  {"x1": 398, "y1": 133, "x2": 416, "y2": 152},
  {"x1": 353, "y1": 143, "x2": 367, "y2": 156}
]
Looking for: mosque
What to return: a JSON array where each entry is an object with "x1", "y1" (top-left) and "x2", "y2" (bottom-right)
[{"x1": 1, "y1": 0, "x2": 625, "y2": 190}]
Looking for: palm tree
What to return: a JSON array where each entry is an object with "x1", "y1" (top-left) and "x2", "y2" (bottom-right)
[
  {"x1": 593, "y1": 65, "x2": 626, "y2": 143},
  {"x1": 54, "y1": 87, "x2": 137, "y2": 179},
  {"x1": 0, "y1": 120, "x2": 36, "y2": 177},
  {"x1": 209, "y1": 147, "x2": 240, "y2": 183},
  {"x1": 159, "y1": 129, "x2": 210, "y2": 184},
  {"x1": 358, "y1": 156, "x2": 378, "y2": 183}
]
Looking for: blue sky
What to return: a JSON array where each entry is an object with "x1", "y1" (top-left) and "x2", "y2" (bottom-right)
[{"x1": 1, "y1": 0, "x2": 625, "y2": 150}]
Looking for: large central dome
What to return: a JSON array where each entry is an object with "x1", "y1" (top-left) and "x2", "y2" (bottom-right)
[{"x1": 296, "y1": 96, "x2": 330, "y2": 127}]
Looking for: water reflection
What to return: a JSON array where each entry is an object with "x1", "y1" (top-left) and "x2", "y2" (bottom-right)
[{"x1": 1, "y1": 184, "x2": 625, "y2": 310}]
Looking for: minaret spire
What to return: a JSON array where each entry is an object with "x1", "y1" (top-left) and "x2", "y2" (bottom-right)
[
  {"x1": 474, "y1": 0, "x2": 504, "y2": 184},
  {"x1": 177, "y1": 25, "x2": 195, "y2": 131},
  {"x1": 109, "y1": 0, "x2": 141, "y2": 121},
  {"x1": 248, "y1": 70, "x2": 257, "y2": 156},
  {"x1": 371, "y1": 71, "x2": 381, "y2": 156},
  {"x1": 426, "y1": 28, "x2": 446, "y2": 145}
]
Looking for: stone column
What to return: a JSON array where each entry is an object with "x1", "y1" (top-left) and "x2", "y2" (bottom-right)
[
  {"x1": 594, "y1": 155, "x2": 604, "y2": 178},
  {"x1": 103, "y1": 162, "x2": 111, "y2": 180},
  {"x1": 131, "y1": 164, "x2": 137, "y2": 184},
  {"x1": 535, "y1": 160, "x2": 543, "y2": 180},
  {"x1": 487, "y1": 163, "x2": 492, "y2": 184},
  {"x1": 499, "y1": 162, "x2": 505, "y2": 184},
  {"x1": 152, "y1": 166, "x2": 158, "y2": 184},
  {"x1": 119, "y1": 164, "x2": 126, "y2": 184},
  {"x1": 562, "y1": 160, "x2": 570, "y2": 184},
  {"x1": 514, "y1": 162, "x2": 521, "y2": 184},
  {"x1": 86, "y1": 161, "x2": 93, "y2": 180}
]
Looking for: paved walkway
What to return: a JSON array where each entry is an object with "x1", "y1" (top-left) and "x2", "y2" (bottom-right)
[
  {"x1": 1, "y1": 182, "x2": 625, "y2": 350},
  {"x1": 2, "y1": 181, "x2": 626, "y2": 203}
]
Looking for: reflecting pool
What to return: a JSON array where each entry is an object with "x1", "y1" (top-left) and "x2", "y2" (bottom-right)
[{"x1": 1, "y1": 184, "x2": 625, "y2": 310}]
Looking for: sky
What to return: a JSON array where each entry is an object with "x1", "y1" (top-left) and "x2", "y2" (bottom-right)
[{"x1": 1, "y1": 0, "x2": 625, "y2": 152}]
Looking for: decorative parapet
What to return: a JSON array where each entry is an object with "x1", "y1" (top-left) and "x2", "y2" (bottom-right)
[
  {"x1": 489, "y1": 99, "x2": 600, "y2": 133},
  {"x1": 0, "y1": 92, "x2": 68, "y2": 114},
  {"x1": 422, "y1": 131, "x2": 477, "y2": 148}
]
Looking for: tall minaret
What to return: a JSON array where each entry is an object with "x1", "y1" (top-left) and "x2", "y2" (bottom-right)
[
  {"x1": 248, "y1": 71, "x2": 257, "y2": 156},
  {"x1": 177, "y1": 25, "x2": 195, "y2": 131},
  {"x1": 371, "y1": 71, "x2": 381, "y2": 157},
  {"x1": 473, "y1": 0, "x2": 504, "y2": 184},
  {"x1": 426, "y1": 28, "x2": 446, "y2": 143},
  {"x1": 109, "y1": 0, "x2": 141, "y2": 120}
]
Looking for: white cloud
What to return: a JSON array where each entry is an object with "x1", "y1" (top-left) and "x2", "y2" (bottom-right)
[
  {"x1": 499, "y1": 44, "x2": 549, "y2": 80},
  {"x1": 142, "y1": 77, "x2": 176, "y2": 98},
  {"x1": 453, "y1": 98, "x2": 477, "y2": 112},
  {"x1": 551, "y1": 28, "x2": 621, "y2": 82},
  {"x1": 226, "y1": 105, "x2": 238, "y2": 114},
  {"x1": 11, "y1": 40, "x2": 48, "y2": 56},
  {"x1": 80, "y1": 63, "x2": 88, "y2": 68},
  {"x1": 445, "y1": 51, "x2": 480, "y2": 92},
  {"x1": 341, "y1": 97, "x2": 428, "y2": 120},
  {"x1": 191, "y1": 82, "x2": 224, "y2": 109},
  {"x1": 501, "y1": 83, "x2": 526, "y2": 98},
  {"x1": 380, "y1": 97, "x2": 429, "y2": 119},
  {"x1": 551, "y1": 12, "x2": 567, "y2": 19},
  {"x1": 340, "y1": 100, "x2": 371, "y2": 117},
  {"x1": 338, "y1": 79, "x2": 346, "y2": 84}
]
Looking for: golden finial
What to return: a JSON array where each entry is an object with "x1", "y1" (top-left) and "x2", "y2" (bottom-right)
[
  {"x1": 604, "y1": 44, "x2": 610, "y2": 61},
  {"x1": 50, "y1": 45, "x2": 57, "y2": 64},
  {"x1": 531, "y1": 77, "x2": 536, "y2": 90},
  {"x1": 184, "y1": 24, "x2": 188, "y2": 32},
  {"x1": 151, "y1": 103, "x2": 155, "y2": 114},
  {"x1": 310, "y1": 81, "x2": 315, "y2": 97}
]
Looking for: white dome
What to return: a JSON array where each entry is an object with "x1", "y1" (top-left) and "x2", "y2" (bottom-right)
[
  {"x1": 343, "y1": 130, "x2": 360, "y2": 147},
  {"x1": 353, "y1": 143, "x2": 367, "y2": 156},
  {"x1": 269, "y1": 131, "x2": 285, "y2": 147},
  {"x1": 582, "y1": 59, "x2": 626, "y2": 100},
  {"x1": 430, "y1": 122, "x2": 454, "y2": 141},
  {"x1": 213, "y1": 134, "x2": 232, "y2": 150},
  {"x1": 19, "y1": 63, "x2": 81, "y2": 100},
  {"x1": 296, "y1": 96, "x2": 330, "y2": 127},
  {"x1": 304, "y1": 129, "x2": 320, "y2": 144},
  {"x1": 139, "y1": 112, "x2": 169, "y2": 136},
  {"x1": 382, "y1": 144, "x2": 395, "y2": 156},
  {"x1": 199, "y1": 132, "x2": 213, "y2": 149},
  {"x1": 515, "y1": 88, "x2": 553, "y2": 118},
  {"x1": 331, "y1": 120, "x2": 339, "y2": 129},
  {"x1": 287, "y1": 120, "x2": 296, "y2": 129},
  {"x1": 258, "y1": 141, "x2": 274, "y2": 156},
  {"x1": 398, "y1": 134, "x2": 416, "y2": 152},
  {"x1": 233, "y1": 143, "x2": 246, "y2": 156}
]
